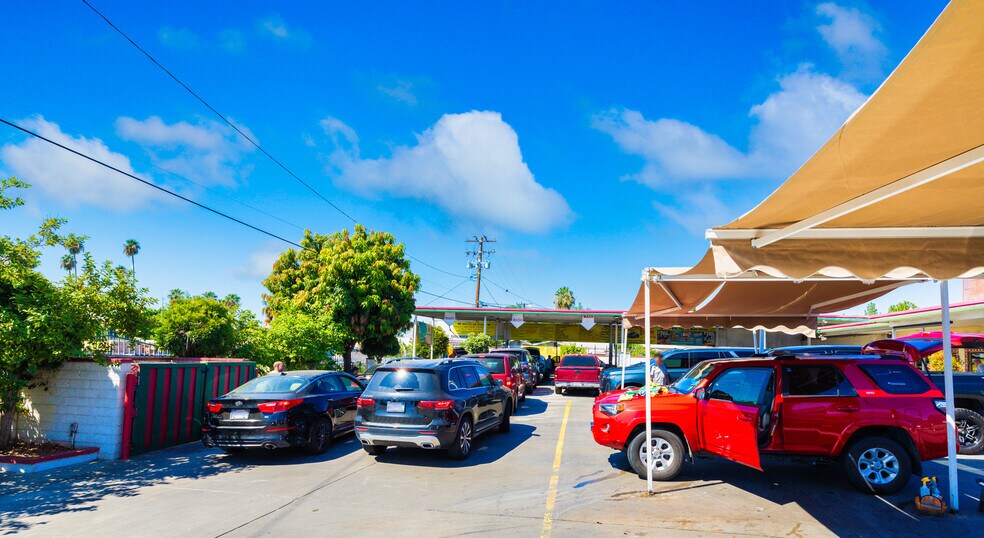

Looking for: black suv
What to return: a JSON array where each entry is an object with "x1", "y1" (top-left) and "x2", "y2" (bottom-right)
[{"x1": 355, "y1": 359, "x2": 513, "y2": 460}]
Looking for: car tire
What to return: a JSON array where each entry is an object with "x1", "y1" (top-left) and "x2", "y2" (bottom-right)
[
  {"x1": 499, "y1": 401, "x2": 512, "y2": 433},
  {"x1": 842, "y1": 436, "x2": 911, "y2": 494},
  {"x1": 955, "y1": 408, "x2": 984, "y2": 455},
  {"x1": 304, "y1": 417, "x2": 332, "y2": 455},
  {"x1": 626, "y1": 428, "x2": 685, "y2": 481},
  {"x1": 555, "y1": 387, "x2": 562, "y2": 395},
  {"x1": 447, "y1": 417, "x2": 473, "y2": 461},
  {"x1": 363, "y1": 445, "x2": 387, "y2": 456}
]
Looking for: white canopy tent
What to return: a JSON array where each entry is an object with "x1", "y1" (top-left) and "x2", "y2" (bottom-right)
[{"x1": 704, "y1": 0, "x2": 984, "y2": 510}]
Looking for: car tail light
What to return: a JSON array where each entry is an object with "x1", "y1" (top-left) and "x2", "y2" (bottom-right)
[
  {"x1": 357, "y1": 397, "x2": 375, "y2": 408},
  {"x1": 418, "y1": 400, "x2": 454, "y2": 410},
  {"x1": 504, "y1": 379, "x2": 513, "y2": 387},
  {"x1": 257, "y1": 398, "x2": 304, "y2": 413},
  {"x1": 206, "y1": 402, "x2": 223, "y2": 414}
]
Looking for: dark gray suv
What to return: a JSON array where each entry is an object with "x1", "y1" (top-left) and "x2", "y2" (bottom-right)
[{"x1": 355, "y1": 359, "x2": 513, "y2": 460}]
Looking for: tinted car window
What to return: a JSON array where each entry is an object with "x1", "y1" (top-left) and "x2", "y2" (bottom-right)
[
  {"x1": 448, "y1": 367, "x2": 466, "y2": 391},
  {"x1": 561, "y1": 355, "x2": 597, "y2": 367},
  {"x1": 663, "y1": 356, "x2": 687, "y2": 369},
  {"x1": 367, "y1": 369, "x2": 439, "y2": 392},
  {"x1": 459, "y1": 366, "x2": 483, "y2": 389},
  {"x1": 691, "y1": 351, "x2": 720, "y2": 361},
  {"x1": 858, "y1": 364, "x2": 931, "y2": 394},
  {"x1": 231, "y1": 375, "x2": 309, "y2": 394},
  {"x1": 707, "y1": 368, "x2": 774, "y2": 406},
  {"x1": 340, "y1": 375, "x2": 363, "y2": 391},
  {"x1": 476, "y1": 367, "x2": 494, "y2": 387},
  {"x1": 323, "y1": 375, "x2": 346, "y2": 392},
  {"x1": 784, "y1": 365, "x2": 855, "y2": 396},
  {"x1": 477, "y1": 359, "x2": 506, "y2": 374}
]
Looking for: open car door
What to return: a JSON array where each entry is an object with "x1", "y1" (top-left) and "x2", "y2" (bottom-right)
[{"x1": 697, "y1": 367, "x2": 775, "y2": 471}]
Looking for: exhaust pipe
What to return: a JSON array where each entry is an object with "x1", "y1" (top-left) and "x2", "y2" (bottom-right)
[
  {"x1": 262, "y1": 442, "x2": 277, "y2": 450},
  {"x1": 202, "y1": 434, "x2": 215, "y2": 448}
]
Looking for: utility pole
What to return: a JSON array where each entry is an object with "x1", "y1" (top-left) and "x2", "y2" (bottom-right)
[{"x1": 466, "y1": 236, "x2": 495, "y2": 307}]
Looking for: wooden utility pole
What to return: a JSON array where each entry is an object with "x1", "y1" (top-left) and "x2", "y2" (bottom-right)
[{"x1": 466, "y1": 236, "x2": 495, "y2": 307}]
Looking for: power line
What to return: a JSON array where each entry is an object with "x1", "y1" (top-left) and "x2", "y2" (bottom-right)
[
  {"x1": 81, "y1": 0, "x2": 357, "y2": 225},
  {"x1": 407, "y1": 254, "x2": 468, "y2": 279},
  {"x1": 0, "y1": 117, "x2": 305, "y2": 250},
  {"x1": 481, "y1": 280, "x2": 499, "y2": 307}
]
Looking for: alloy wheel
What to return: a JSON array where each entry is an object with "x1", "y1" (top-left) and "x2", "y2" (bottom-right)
[
  {"x1": 639, "y1": 435, "x2": 675, "y2": 472},
  {"x1": 459, "y1": 421, "x2": 472, "y2": 455},
  {"x1": 856, "y1": 447, "x2": 899, "y2": 485},
  {"x1": 957, "y1": 419, "x2": 981, "y2": 447}
]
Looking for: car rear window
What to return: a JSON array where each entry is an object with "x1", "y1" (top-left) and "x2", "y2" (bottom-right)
[
  {"x1": 858, "y1": 364, "x2": 931, "y2": 394},
  {"x1": 366, "y1": 368, "x2": 440, "y2": 392},
  {"x1": 477, "y1": 359, "x2": 506, "y2": 374},
  {"x1": 230, "y1": 375, "x2": 309, "y2": 394},
  {"x1": 561, "y1": 355, "x2": 597, "y2": 367}
]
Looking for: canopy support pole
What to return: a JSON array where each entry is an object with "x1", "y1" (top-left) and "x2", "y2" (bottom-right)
[
  {"x1": 940, "y1": 280, "x2": 959, "y2": 512},
  {"x1": 483, "y1": 316, "x2": 487, "y2": 335},
  {"x1": 644, "y1": 275, "x2": 653, "y2": 494},
  {"x1": 412, "y1": 314, "x2": 418, "y2": 355},
  {"x1": 620, "y1": 323, "x2": 628, "y2": 385}
]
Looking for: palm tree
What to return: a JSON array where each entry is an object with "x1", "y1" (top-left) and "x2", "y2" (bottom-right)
[
  {"x1": 60, "y1": 254, "x2": 76, "y2": 276},
  {"x1": 554, "y1": 286, "x2": 575, "y2": 310},
  {"x1": 64, "y1": 234, "x2": 84, "y2": 277},
  {"x1": 123, "y1": 239, "x2": 140, "y2": 274}
]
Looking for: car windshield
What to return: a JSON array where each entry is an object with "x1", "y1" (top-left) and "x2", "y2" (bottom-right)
[
  {"x1": 561, "y1": 355, "x2": 597, "y2": 367},
  {"x1": 669, "y1": 361, "x2": 716, "y2": 394},
  {"x1": 230, "y1": 375, "x2": 308, "y2": 394}
]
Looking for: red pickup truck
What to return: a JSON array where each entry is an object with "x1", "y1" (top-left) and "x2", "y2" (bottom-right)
[{"x1": 554, "y1": 354, "x2": 604, "y2": 395}]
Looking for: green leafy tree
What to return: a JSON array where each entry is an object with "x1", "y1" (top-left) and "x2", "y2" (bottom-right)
[
  {"x1": 888, "y1": 300, "x2": 917, "y2": 312},
  {"x1": 463, "y1": 333, "x2": 497, "y2": 354},
  {"x1": 250, "y1": 307, "x2": 342, "y2": 370},
  {"x1": 154, "y1": 292, "x2": 257, "y2": 357},
  {"x1": 0, "y1": 178, "x2": 153, "y2": 448},
  {"x1": 863, "y1": 302, "x2": 878, "y2": 316},
  {"x1": 554, "y1": 286, "x2": 575, "y2": 310},
  {"x1": 413, "y1": 325, "x2": 450, "y2": 358},
  {"x1": 263, "y1": 225, "x2": 420, "y2": 372},
  {"x1": 559, "y1": 343, "x2": 586, "y2": 355},
  {"x1": 123, "y1": 239, "x2": 140, "y2": 274}
]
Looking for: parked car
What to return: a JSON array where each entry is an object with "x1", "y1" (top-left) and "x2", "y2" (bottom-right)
[
  {"x1": 202, "y1": 371, "x2": 365, "y2": 454},
  {"x1": 767, "y1": 345, "x2": 863, "y2": 356},
  {"x1": 554, "y1": 354, "x2": 605, "y2": 395},
  {"x1": 354, "y1": 359, "x2": 513, "y2": 460},
  {"x1": 601, "y1": 348, "x2": 741, "y2": 392},
  {"x1": 491, "y1": 348, "x2": 539, "y2": 391},
  {"x1": 461, "y1": 353, "x2": 525, "y2": 409},
  {"x1": 525, "y1": 347, "x2": 554, "y2": 379},
  {"x1": 862, "y1": 338, "x2": 984, "y2": 455},
  {"x1": 592, "y1": 355, "x2": 947, "y2": 494}
]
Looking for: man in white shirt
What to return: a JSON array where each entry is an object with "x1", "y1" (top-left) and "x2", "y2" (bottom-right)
[{"x1": 649, "y1": 354, "x2": 668, "y2": 386}]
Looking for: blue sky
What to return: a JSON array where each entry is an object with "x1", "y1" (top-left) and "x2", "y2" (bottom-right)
[{"x1": 0, "y1": 1, "x2": 958, "y2": 318}]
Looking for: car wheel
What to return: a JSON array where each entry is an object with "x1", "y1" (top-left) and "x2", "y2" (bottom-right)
[
  {"x1": 955, "y1": 408, "x2": 984, "y2": 455},
  {"x1": 555, "y1": 387, "x2": 562, "y2": 395},
  {"x1": 520, "y1": 390, "x2": 526, "y2": 402},
  {"x1": 363, "y1": 445, "x2": 387, "y2": 456},
  {"x1": 842, "y1": 436, "x2": 911, "y2": 494},
  {"x1": 499, "y1": 401, "x2": 512, "y2": 433},
  {"x1": 304, "y1": 417, "x2": 332, "y2": 455},
  {"x1": 626, "y1": 428, "x2": 684, "y2": 481},
  {"x1": 447, "y1": 417, "x2": 473, "y2": 460}
]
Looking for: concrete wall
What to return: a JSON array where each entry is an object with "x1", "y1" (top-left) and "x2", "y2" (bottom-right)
[{"x1": 16, "y1": 361, "x2": 133, "y2": 459}]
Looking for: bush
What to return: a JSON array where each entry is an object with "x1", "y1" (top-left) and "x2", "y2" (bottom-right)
[
  {"x1": 463, "y1": 333, "x2": 499, "y2": 354},
  {"x1": 559, "y1": 343, "x2": 586, "y2": 355}
]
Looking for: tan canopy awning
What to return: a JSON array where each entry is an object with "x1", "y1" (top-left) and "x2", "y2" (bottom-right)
[
  {"x1": 707, "y1": 0, "x2": 984, "y2": 280},
  {"x1": 624, "y1": 250, "x2": 910, "y2": 336}
]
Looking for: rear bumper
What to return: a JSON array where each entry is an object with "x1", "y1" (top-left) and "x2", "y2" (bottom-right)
[
  {"x1": 356, "y1": 425, "x2": 456, "y2": 449},
  {"x1": 202, "y1": 430, "x2": 294, "y2": 449},
  {"x1": 556, "y1": 380, "x2": 600, "y2": 389}
]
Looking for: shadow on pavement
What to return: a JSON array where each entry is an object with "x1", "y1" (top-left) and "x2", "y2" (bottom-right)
[
  {"x1": 0, "y1": 436, "x2": 362, "y2": 533},
  {"x1": 517, "y1": 396, "x2": 548, "y2": 416},
  {"x1": 364, "y1": 423, "x2": 537, "y2": 468}
]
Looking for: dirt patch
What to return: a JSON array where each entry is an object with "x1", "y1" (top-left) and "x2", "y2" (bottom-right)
[{"x1": 1, "y1": 440, "x2": 76, "y2": 458}]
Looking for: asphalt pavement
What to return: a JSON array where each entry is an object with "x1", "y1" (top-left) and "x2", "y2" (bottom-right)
[{"x1": 2, "y1": 382, "x2": 982, "y2": 537}]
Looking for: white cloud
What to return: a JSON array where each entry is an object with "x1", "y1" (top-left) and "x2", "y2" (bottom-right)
[
  {"x1": 115, "y1": 116, "x2": 255, "y2": 187},
  {"x1": 377, "y1": 80, "x2": 418, "y2": 106},
  {"x1": 219, "y1": 29, "x2": 246, "y2": 53},
  {"x1": 328, "y1": 111, "x2": 573, "y2": 233},
  {"x1": 232, "y1": 248, "x2": 281, "y2": 280},
  {"x1": 0, "y1": 117, "x2": 169, "y2": 210},
  {"x1": 158, "y1": 27, "x2": 200, "y2": 50},
  {"x1": 319, "y1": 116, "x2": 359, "y2": 158},
  {"x1": 594, "y1": 67, "x2": 866, "y2": 185},
  {"x1": 652, "y1": 187, "x2": 733, "y2": 237},
  {"x1": 816, "y1": 3, "x2": 887, "y2": 82},
  {"x1": 257, "y1": 16, "x2": 311, "y2": 46}
]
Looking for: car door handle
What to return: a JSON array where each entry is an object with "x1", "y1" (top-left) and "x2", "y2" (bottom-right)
[
  {"x1": 737, "y1": 413, "x2": 755, "y2": 423},
  {"x1": 834, "y1": 405, "x2": 859, "y2": 412}
]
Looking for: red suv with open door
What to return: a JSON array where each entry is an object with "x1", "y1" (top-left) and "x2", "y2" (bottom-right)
[
  {"x1": 462, "y1": 353, "x2": 525, "y2": 411},
  {"x1": 591, "y1": 355, "x2": 948, "y2": 494}
]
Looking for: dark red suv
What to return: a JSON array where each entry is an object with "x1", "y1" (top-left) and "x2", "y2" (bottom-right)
[
  {"x1": 462, "y1": 353, "x2": 525, "y2": 411},
  {"x1": 591, "y1": 355, "x2": 948, "y2": 494}
]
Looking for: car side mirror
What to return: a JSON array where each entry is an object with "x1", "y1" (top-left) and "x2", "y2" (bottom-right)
[{"x1": 694, "y1": 387, "x2": 706, "y2": 400}]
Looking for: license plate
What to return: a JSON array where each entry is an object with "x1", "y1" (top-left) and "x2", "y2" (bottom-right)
[
  {"x1": 228, "y1": 409, "x2": 249, "y2": 420},
  {"x1": 386, "y1": 401, "x2": 405, "y2": 413}
]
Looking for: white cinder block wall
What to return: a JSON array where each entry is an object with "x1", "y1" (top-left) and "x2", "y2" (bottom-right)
[{"x1": 16, "y1": 361, "x2": 132, "y2": 459}]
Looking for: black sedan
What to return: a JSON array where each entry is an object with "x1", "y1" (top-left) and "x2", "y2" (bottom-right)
[{"x1": 202, "y1": 370, "x2": 365, "y2": 454}]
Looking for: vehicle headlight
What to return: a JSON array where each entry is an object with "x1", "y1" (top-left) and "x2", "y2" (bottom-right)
[
  {"x1": 933, "y1": 399, "x2": 947, "y2": 413},
  {"x1": 599, "y1": 403, "x2": 625, "y2": 416}
]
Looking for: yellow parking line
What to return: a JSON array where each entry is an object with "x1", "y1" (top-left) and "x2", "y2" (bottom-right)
[{"x1": 540, "y1": 400, "x2": 572, "y2": 538}]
